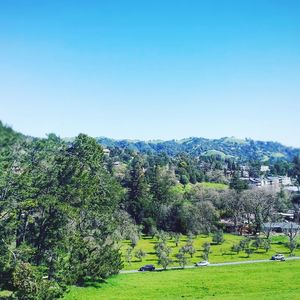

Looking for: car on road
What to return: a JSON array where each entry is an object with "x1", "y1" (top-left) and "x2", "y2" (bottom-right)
[
  {"x1": 271, "y1": 254, "x2": 285, "y2": 261},
  {"x1": 195, "y1": 261, "x2": 210, "y2": 267},
  {"x1": 139, "y1": 264, "x2": 155, "y2": 271}
]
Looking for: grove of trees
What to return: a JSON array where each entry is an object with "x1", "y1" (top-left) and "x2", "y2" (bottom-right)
[{"x1": 1, "y1": 121, "x2": 299, "y2": 299}]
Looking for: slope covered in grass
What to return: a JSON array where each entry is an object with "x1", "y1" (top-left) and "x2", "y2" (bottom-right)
[{"x1": 65, "y1": 260, "x2": 300, "y2": 300}]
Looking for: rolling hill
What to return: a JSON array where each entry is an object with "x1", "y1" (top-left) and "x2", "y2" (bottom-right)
[{"x1": 97, "y1": 136, "x2": 300, "y2": 163}]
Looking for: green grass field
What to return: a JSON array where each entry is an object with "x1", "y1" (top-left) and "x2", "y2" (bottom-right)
[
  {"x1": 171, "y1": 182, "x2": 228, "y2": 194},
  {"x1": 121, "y1": 234, "x2": 300, "y2": 271},
  {"x1": 2, "y1": 234, "x2": 299, "y2": 299},
  {"x1": 64, "y1": 260, "x2": 300, "y2": 300}
]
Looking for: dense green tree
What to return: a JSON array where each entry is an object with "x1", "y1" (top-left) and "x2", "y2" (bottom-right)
[
  {"x1": 292, "y1": 156, "x2": 300, "y2": 186},
  {"x1": 212, "y1": 230, "x2": 224, "y2": 245},
  {"x1": 125, "y1": 156, "x2": 151, "y2": 224},
  {"x1": 229, "y1": 172, "x2": 248, "y2": 192}
]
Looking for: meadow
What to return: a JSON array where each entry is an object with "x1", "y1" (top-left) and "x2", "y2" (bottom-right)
[
  {"x1": 64, "y1": 260, "x2": 300, "y2": 300},
  {"x1": 120, "y1": 234, "x2": 300, "y2": 270}
]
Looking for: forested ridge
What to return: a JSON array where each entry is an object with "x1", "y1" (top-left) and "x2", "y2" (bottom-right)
[
  {"x1": 97, "y1": 136, "x2": 300, "y2": 163},
  {"x1": 1, "y1": 121, "x2": 300, "y2": 299}
]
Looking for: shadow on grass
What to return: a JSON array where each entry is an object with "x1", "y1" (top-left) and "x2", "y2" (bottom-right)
[
  {"x1": 142, "y1": 236, "x2": 154, "y2": 240},
  {"x1": 154, "y1": 268, "x2": 179, "y2": 273},
  {"x1": 271, "y1": 241, "x2": 285, "y2": 245},
  {"x1": 239, "y1": 255, "x2": 251, "y2": 259},
  {"x1": 221, "y1": 252, "x2": 235, "y2": 256},
  {"x1": 82, "y1": 279, "x2": 108, "y2": 289},
  {"x1": 145, "y1": 259, "x2": 155, "y2": 262}
]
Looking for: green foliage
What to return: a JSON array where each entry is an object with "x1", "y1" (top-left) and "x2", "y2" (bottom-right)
[
  {"x1": 229, "y1": 172, "x2": 248, "y2": 192},
  {"x1": 0, "y1": 132, "x2": 124, "y2": 296},
  {"x1": 245, "y1": 248, "x2": 253, "y2": 258},
  {"x1": 65, "y1": 261, "x2": 300, "y2": 300},
  {"x1": 231, "y1": 244, "x2": 242, "y2": 254},
  {"x1": 173, "y1": 233, "x2": 182, "y2": 247},
  {"x1": 64, "y1": 235, "x2": 123, "y2": 286},
  {"x1": 251, "y1": 237, "x2": 263, "y2": 250},
  {"x1": 175, "y1": 251, "x2": 188, "y2": 268},
  {"x1": 130, "y1": 234, "x2": 139, "y2": 248},
  {"x1": 125, "y1": 156, "x2": 152, "y2": 224},
  {"x1": 125, "y1": 247, "x2": 133, "y2": 265},
  {"x1": 157, "y1": 251, "x2": 172, "y2": 270},
  {"x1": 263, "y1": 239, "x2": 271, "y2": 253},
  {"x1": 1, "y1": 122, "x2": 300, "y2": 297},
  {"x1": 287, "y1": 240, "x2": 297, "y2": 256},
  {"x1": 181, "y1": 243, "x2": 196, "y2": 258},
  {"x1": 12, "y1": 262, "x2": 64, "y2": 300},
  {"x1": 212, "y1": 230, "x2": 224, "y2": 245},
  {"x1": 134, "y1": 249, "x2": 146, "y2": 262},
  {"x1": 292, "y1": 155, "x2": 300, "y2": 186},
  {"x1": 202, "y1": 242, "x2": 211, "y2": 260}
]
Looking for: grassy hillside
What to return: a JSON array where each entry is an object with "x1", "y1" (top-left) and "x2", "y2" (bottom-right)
[
  {"x1": 64, "y1": 260, "x2": 300, "y2": 300},
  {"x1": 97, "y1": 136, "x2": 300, "y2": 163},
  {"x1": 120, "y1": 234, "x2": 300, "y2": 271}
]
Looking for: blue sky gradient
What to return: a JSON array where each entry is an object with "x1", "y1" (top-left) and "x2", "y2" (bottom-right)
[{"x1": 0, "y1": 1, "x2": 299, "y2": 146}]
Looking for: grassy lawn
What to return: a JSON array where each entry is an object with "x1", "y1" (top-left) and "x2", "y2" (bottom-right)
[
  {"x1": 64, "y1": 260, "x2": 300, "y2": 300},
  {"x1": 171, "y1": 182, "x2": 228, "y2": 194},
  {"x1": 121, "y1": 234, "x2": 300, "y2": 271}
]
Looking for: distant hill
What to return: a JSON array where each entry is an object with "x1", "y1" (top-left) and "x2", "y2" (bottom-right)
[
  {"x1": 0, "y1": 121, "x2": 298, "y2": 164},
  {"x1": 97, "y1": 136, "x2": 300, "y2": 163}
]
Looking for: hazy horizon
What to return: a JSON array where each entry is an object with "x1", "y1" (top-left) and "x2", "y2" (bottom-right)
[
  {"x1": 2, "y1": 119, "x2": 299, "y2": 149},
  {"x1": 1, "y1": 1, "x2": 299, "y2": 147}
]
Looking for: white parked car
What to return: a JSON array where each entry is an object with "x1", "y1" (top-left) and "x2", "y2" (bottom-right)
[
  {"x1": 195, "y1": 260, "x2": 210, "y2": 267},
  {"x1": 271, "y1": 254, "x2": 285, "y2": 261}
]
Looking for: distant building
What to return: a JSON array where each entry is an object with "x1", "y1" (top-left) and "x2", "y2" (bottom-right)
[
  {"x1": 278, "y1": 210, "x2": 295, "y2": 221},
  {"x1": 260, "y1": 165, "x2": 270, "y2": 173},
  {"x1": 248, "y1": 176, "x2": 293, "y2": 191},
  {"x1": 263, "y1": 222, "x2": 300, "y2": 233},
  {"x1": 103, "y1": 148, "x2": 110, "y2": 156},
  {"x1": 284, "y1": 186, "x2": 299, "y2": 192},
  {"x1": 241, "y1": 170, "x2": 250, "y2": 178},
  {"x1": 280, "y1": 176, "x2": 292, "y2": 186}
]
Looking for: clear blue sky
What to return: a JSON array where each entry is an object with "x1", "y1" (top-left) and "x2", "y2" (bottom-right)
[{"x1": 0, "y1": 0, "x2": 299, "y2": 147}]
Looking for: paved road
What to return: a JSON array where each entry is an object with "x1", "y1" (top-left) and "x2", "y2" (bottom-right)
[{"x1": 119, "y1": 256, "x2": 300, "y2": 274}]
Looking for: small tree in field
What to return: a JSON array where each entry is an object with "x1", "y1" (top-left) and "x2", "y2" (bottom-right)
[
  {"x1": 181, "y1": 244, "x2": 196, "y2": 258},
  {"x1": 154, "y1": 241, "x2": 171, "y2": 256},
  {"x1": 130, "y1": 234, "x2": 139, "y2": 249},
  {"x1": 174, "y1": 233, "x2": 181, "y2": 247},
  {"x1": 202, "y1": 242, "x2": 211, "y2": 260},
  {"x1": 287, "y1": 240, "x2": 297, "y2": 256},
  {"x1": 245, "y1": 248, "x2": 253, "y2": 258},
  {"x1": 251, "y1": 237, "x2": 263, "y2": 250},
  {"x1": 283, "y1": 223, "x2": 299, "y2": 256},
  {"x1": 239, "y1": 237, "x2": 251, "y2": 251},
  {"x1": 157, "y1": 251, "x2": 172, "y2": 270},
  {"x1": 231, "y1": 244, "x2": 242, "y2": 254},
  {"x1": 212, "y1": 230, "x2": 224, "y2": 245},
  {"x1": 262, "y1": 239, "x2": 271, "y2": 253},
  {"x1": 156, "y1": 231, "x2": 169, "y2": 243},
  {"x1": 176, "y1": 252, "x2": 188, "y2": 269},
  {"x1": 134, "y1": 249, "x2": 146, "y2": 262},
  {"x1": 125, "y1": 247, "x2": 133, "y2": 265},
  {"x1": 187, "y1": 232, "x2": 195, "y2": 243}
]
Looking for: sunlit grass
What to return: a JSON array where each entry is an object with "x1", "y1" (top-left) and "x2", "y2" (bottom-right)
[{"x1": 65, "y1": 260, "x2": 300, "y2": 300}]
